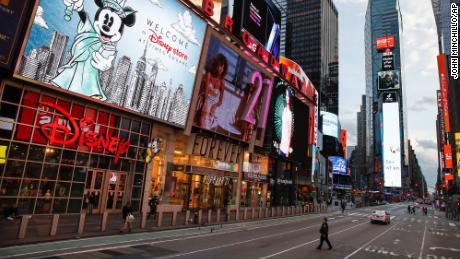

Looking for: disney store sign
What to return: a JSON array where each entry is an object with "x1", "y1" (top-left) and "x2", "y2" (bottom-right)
[{"x1": 39, "y1": 102, "x2": 129, "y2": 163}]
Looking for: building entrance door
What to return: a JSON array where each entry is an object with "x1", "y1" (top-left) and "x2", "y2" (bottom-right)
[
  {"x1": 84, "y1": 170, "x2": 105, "y2": 214},
  {"x1": 104, "y1": 172, "x2": 127, "y2": 212}
]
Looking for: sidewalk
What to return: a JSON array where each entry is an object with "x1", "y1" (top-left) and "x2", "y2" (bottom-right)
[{"x1": 0, "y1": 213, "x2": 328, "y2": 258}]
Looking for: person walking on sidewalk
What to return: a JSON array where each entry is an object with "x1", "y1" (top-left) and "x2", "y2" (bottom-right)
[
  {"x1": 317, "y1": 217, "x2": 332, "y2": 250},
  {"x1": 341, "y1": 200, "x2": 346, "y2": 214},
  {"x1": 148, "y1": 195, "x2": 159, "y2": 220},
  {"x1": 121, "y1": 202, "x2": 134, "y2": 233},
  {"x1": 408, "y1": 205, "x2": 411, "y2": 214}
]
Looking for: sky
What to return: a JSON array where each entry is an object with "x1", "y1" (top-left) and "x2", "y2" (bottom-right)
[{"x1": 334, "y1": 0, "x2": 440, "y2": 190}]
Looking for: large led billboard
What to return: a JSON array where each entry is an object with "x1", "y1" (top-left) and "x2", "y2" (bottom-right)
[
  {"x1": 378, "y1": 70, "x2": 400, "y2": 91},
  {"x1": 15, "y1": 0, "x2": 206, "y2": 127},
  {"x1": 382, "y1": 102, "x2": 402, "y2": 188},
  {"x1": 193, "y1": 34, "x2": 273, "y2": 143},
  {"x1": 376, "y1": 35, "x2": 395, "y2": 50},
  {"x1": 328, "y1": 156, "x2": 348, "y2": 175},
  {"x1": 265, "y1": 78, "x2": 310, "y2": 162},
  {"x1": 321, "y1": 111, "x2": 339, "y2": 139}
]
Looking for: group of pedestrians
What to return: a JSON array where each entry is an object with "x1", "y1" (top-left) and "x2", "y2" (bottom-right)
[{"x1": 407, "y1": 204, "x2": 429, "y2": 216}]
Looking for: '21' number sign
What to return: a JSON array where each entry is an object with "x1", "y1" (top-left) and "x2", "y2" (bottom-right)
[{"x1": 241, "y1": 71, "x2": 273, "y2": 128}]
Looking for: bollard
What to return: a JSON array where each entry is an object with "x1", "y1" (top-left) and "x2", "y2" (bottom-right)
[
  {"x1": 78, "y1": 213, "x2": 86, "y2": 234},
  {"x1": 282, "y1": 206, "x2": 286, "y2": 216},
  {"x1": 50, "y1": 214, "x2": 59, "y2": 236},
  {"x1": 207, "y1": 210, "x2": 212, "y2": 224},
  {"x1": 172, "y1": 211, "x2": 178, "y2": 226},
  {"x1": 17, "y1": 215, "x2": 31, "y2": 239},
  {"x1": 235, "y1": 209, "x2": 239, "y2": 221},
  {"x1": 198, "y1": 210, "x2": 202, "y2": 225},
  {"x1": 251, "y1": 208, "x2": 255, "y2": 219},
  {"x1": 217, "y1": 209, "x2": 221, "y2": 223},
  {"x1": 244, "y1": 208, "x2": 248, "y2": 220},
  {"x1": 265, "y1": 207, "x2": 269, "y2": 218},
  {"x1": 185, "y1": 210, "x2": 190, "y2": 225},
  {"x1": 101, "y1": 211, "x2": 108, "y2": 232},
  {"x1": 141, "y1": 212, "x2": 147, "y2": 229},
  {"x1": 259, "y1": 207, "x2": 262, "y2": 218},
  {"x1": 157, "y1": 211, "x2": 163, "y2": 227}
]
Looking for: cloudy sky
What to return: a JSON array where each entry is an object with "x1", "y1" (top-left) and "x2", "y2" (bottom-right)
[{"x1": 333, "y1": 0, "x2": 440, "y2": 190}]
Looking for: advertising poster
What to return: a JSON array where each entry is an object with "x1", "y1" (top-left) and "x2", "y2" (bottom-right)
[
  {"x1": 376, "y1": 35, "x2": 395, "y2": 50},
  {"x1": 328, "y1": 156, "x2": 348, "y2": 175},
  {"x1": 16, "y1": 0, "x2": 206, "y2": 127},
  {"x1": 321, "y1": 111, "x2": 339, "y2": 139},
  {"x1": 382, "y1": 102, "x2": 402, "y2": 188},
  {"x1": 456, "y1": 133, "x2": 460, "y2": 176},
  {"x1": 382, "y1": 52, "x2": 394, "y2": 70},
  {"x1": 190, "y1": 0, "x2": 223, "y2": 23},
  {"x1": 444, "y1": 144, "x2": 453, "y2": 169},
  {"x1": 194, "y1": 34, "x2": 272, "y2": 143},
  {"x1": 378, "y1": 70, "x2": 400, "y2": 91},
  {"x1": 0, "y1": 0, "x2": 30, "y2": 69},
  {"x1": 266, "y1": 78, "x2": 309, "y2": 162}
]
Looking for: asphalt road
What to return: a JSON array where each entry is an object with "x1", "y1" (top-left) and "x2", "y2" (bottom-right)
[{"x1": 2, "y1": 203, "x2": 459, "y2": 259}]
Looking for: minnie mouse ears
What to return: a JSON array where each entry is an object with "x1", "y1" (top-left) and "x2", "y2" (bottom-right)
[{"x1": 101, "y1": 0, "x2": 136, "y2": 18}]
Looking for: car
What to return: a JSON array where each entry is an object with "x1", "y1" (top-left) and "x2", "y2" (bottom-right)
[{"x1": 369, "y1": 210, "x2": 391, "y2": 224}]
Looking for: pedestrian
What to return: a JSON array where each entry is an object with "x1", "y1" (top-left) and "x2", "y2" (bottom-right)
[
  {"x1": 408, "y1": 205, "x2": 411, "y2": 214},
  {"x1": 148, "y1": 195, "x2": 158, "y2": 220},
  {"x1": 317, "y1": 217, "x2": 332, "y2": 250},
  {"x1": 121, "y1": 201, "x2": 134, "y2": 233},
  {"x1": 411, "y1": 206, "x2": 415, "y2": 215},
  {"x1": 88, "y1": 192, "x2": 95, "y2": 216},
  {"x1": 341, "y1": 200, "x2": 346, "y2": 214}
]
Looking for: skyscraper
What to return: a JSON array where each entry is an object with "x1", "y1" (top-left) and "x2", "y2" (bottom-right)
[
  {"x1": 108, "y1": 56, "x2": 132, "y2": 106},
  {"x1": 46, "y1": 32, "x2": 68, "y2": 82},
  {"x1": 365, "y1": 0, "x2": 407, "y2": 191},
  {"x1": 284, "y1": 0, "x2": 339, "y2": 115}
]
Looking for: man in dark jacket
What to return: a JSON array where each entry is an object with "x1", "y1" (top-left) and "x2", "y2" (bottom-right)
[
  {"x1": 148, "y1": 196, "x2": 159, "y2": 219},
  {"x1": 317, "y1": 217, "x2": 332, "y2": 250}
]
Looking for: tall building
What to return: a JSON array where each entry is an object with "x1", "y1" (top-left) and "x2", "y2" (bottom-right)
[
  {"x1": 365, "y1": 0, "x2": 407, "y2": 191},
  {"x1": 46, "y1": 32, "x2": 68, "y2": 82},
  {"x1": 273, "y1": 0, "x2": 287, "y2": 55},
  {"x1": 284, "y1": 0, "x2": 339, "y2": 115},
  {"x1": 108, "y1": 56, "x2": 132, "y2": 106},
  {"x1": 354, "y1": 95, "x2": 368, "y2": 189}
]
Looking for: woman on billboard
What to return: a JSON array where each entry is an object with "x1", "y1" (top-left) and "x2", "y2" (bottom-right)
[
  {"x1": 196, "y1": 53, "x2": 228, "y2": 129},
  {"x1": 279, "y1": 88, "x2": 293, "y2": 156}
]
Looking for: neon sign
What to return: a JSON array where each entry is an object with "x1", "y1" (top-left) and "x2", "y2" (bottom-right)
[{"x1": 39, "y1": 102, "x2": 130, "y2": 163}]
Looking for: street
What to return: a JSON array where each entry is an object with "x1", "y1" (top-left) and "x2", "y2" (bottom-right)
[{"x1": 1, "y1": 203, "x2": 459, "y2": 259}]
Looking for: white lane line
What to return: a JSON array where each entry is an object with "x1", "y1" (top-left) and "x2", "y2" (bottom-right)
[
  {"x1": 343, "y1": 222, "x2": 400, "y2": 259},
  {"x1": 418, "y1": 224, "x2": 427, "y2": 259},
  {"x1": 449, "y1": 222, "x2": 456, "y2": 227},
  {"x1": 259, "y1": 220, "x2": 370, "y2": 259},
  {"x1": 352, "y1": 220, "x2": 359, "y2": 222},
  {"x1": 390, "y1": 216, "x2": 396, "y2": 220},
  {"x1": 417, "y1": 219, "x2": 422, "y2": 223},
  {"x1": 349, "y1": 213, "x2": 358, "y2": 216},
  {"x1": 434, "y1": 216, "x2": 438, "y2": 219}
]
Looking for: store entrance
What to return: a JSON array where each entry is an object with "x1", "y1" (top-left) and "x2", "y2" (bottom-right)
[{"x1": 85, "y1": 170, "x2": 128, "y2": 213}]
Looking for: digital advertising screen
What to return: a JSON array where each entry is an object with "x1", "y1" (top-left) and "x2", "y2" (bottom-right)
[
  {"x1": 328, "y1": 156, "x2": 348, "y2": 175},
  {"x1": 15, "y1": 0, "x2": 206, "y2": 127},
  {"x1": 321, "y1": 111, "x2": 339, "y2": 139},
  {"x1": 378, "y1": 70, "x2": 400, "y2": 91},
  {"x1": 266, "y1": 78, "x2": 309, "y2": 162},
  {"x1": 382, "y1": 102, "x2": 402, "y2": 188},
  {"x1": 193, "y1": 34, "x2": 272, "y2": 143}
]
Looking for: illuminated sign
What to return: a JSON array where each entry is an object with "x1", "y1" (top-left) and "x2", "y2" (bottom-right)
[
  {"x1": 444, "y1": 144, "x2": 453, "y2": 169},
  {"x1": 376, "y1": 35, "x2": 395, "y2": 50},
  {"x1": 341, "y1": 130, "x2": 347, "y2": 157},
  {"x1": 456, "y1": 133, "x2": 460, "y2": 176},
  {"x1": 383, "y1": 102, "x2": 402, "y2": 187},
  {"x1": 272, "y1": 80, "x2": 295, "y2": 157},
  {"x1": 329, "y1": 156, "x2": 348, "y2": 175},
  {"x1": 378, "y1": 70, "x2": 400, "y2": 91},
  {"x1": 321, "y1": 111, "x2": 339, "y2": 139},
  {"x1": 437, "y1": 55, "x2": 451, "y2": 133},
  {"x1": 39, "y1": 102, "x2": 129, "y2": 163}
]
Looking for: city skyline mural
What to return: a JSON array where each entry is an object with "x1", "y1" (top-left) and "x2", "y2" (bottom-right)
[{"x1": 16, "y1": 0, "x2": 207, "y2": 127}]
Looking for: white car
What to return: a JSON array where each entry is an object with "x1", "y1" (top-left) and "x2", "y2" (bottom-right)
[{"x1": 369, "y1": 210, "x2": 391, "y2": 224}]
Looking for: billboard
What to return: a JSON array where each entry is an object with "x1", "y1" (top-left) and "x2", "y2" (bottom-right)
[
  {"x1": 194, "y1": 34, "x2": 273, "y2": 142},
  {"x1": 437, "y1": 55, "x2": 451, "y2": 133},
  {"x1": 190, "y1": 0, "x2": 223, "y2": 23},
  {"x1": 376, "y1": 35, "x2": 395, "y2": 50},
  {"x1": 378, "y1": 70, "x2": 400, "y2": 90},
  {"x1": 382, "y1": 102, "x2": 402, "y2": 187},
  {"x1": 0, "y1": 0, "x2": 30, "y2": 69},
  {"x1": 456, "y1": 133, "x2": 460, "y2": 176},
  {"x1": 321, "y1": 111, "x2": 339, "y2": 139},
  {"x1": 279, "y1": 56, "x2": 317, "y2": 102},
  {"x1": 340, "y1": 130, "x2": 347, "y2": 157},
  {"x1": 266, "y1": 78, "x2": 310, "y2": 162},
  {"x1": 444, "y1": 144, "x2": 453, "y2": 169},
  {"x1": 382, "y1": 92, "x2": 397, "y2": 103},
  {"x1": 328, "y1": 156, "x2": 348, "y2": 175},
  {"x1": 15, "y1": 0, "x2": 206, "y2": 128},
  {"x1": 382, "y1": 52, "x2": 394, "y2": 70}
]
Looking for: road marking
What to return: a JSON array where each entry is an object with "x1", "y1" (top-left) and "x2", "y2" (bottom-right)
[
  {"x1": 417, "y1": 219, "x2": 422, "y2": 223},
  {"x1": 429, "y1": 246, "x2": 460, "y2": 252},
  {"x1": 259, "y1": 220, "x2": 370, "y2": 259},
  {"x1": 419, "y1": 224, "x2": 427, "y2": 259},
  {"x1": 343, "y1": 222, "x2": 400, "y2": 259},
  {"x1": 352, "y1": 220, "x2": 359, "y2": 222},
  {"x1": 433, "y1": 221, "x2": 438, "y2": 225},
  {"x1": 434, "y1": 216, "x2": 438, "y2": 219},
  {"x1": 329, "y1": 218, "x2": 335, "y2": 220},
  {"x1": 393, "y1": 239, "x2": 400, "y2": 245},
  {"x1": 349, "y1": 213, "x2": 358, "y2": 216},
  {"x1": 449, "y1": 223, "x2": 456, "y2": 227},
  {"x1": 390, "y1": 216, "x2": 396, "y2": 220}
]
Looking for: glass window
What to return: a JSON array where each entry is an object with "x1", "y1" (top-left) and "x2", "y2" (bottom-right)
[
  {"x1": 131, "y1": 200, "x2": 140, "y2": 212},
  {"x1": 141, "y1": 123, "x2": 150, "y2": 135},
  {"x1": 0, "y1": 103, "x2": 18, "y2": 119},
  {"x1": 18, "y1": 198, "x2": 35, "y2": 214},
  {"x1": 89, "y1": 154, "x2": 98, "y2": 168},
  {"x1": 61, "y1": 150, "x2": 76, "y2": 164},
  {"x1": 4, "y1": 160, "x2": 25, "y2": 177},
  {"x1": 131, "y1": 120, "x2": 141, "y2": 133},
  {"x1": 28, "y1": 145, "x2": 45, "y2": 161},
  {"x1": 76, "y1": 152, "x2": 89, "y2": 166},
  {"x1": 135, "y1": 161, "x2": 144, "y2": 174},
  {"x1": 70, "y1": 183, "x2": 84, "y2": 198},
  {"x1": 22, "y1": 91, "x2": 39, "y2": 107},
  {"x1": 39, "y1": 180, "x2": 55, "y2": 197},
  {"x1": 121, "y1": 118, "x2": 130, "y2": 130},
  {"x1": 139, "y1": 135, "x2": 149, "y2": 147},
  {"x1": 119, "y1": 130, "x2": 129, "y2": 140},
  {"x1": 20, "y1": 179, "x2": 40, "y2": 197},
  {"x1": 129, "y1": 133, "x2": 139, "y2": 146},
  {"x1": 53, "y1": 199, "x2": 67, "y2": 213},
  {"x1": 58, "y1": 166, "x2": 73, "y2": 181},
  {"x1": 0, "y1": 198, "x2": 17, "y2": 214},
  {"x1": 24, "y1": 162, "x2": 42, "y2": 179},
  {"x1": 73, "y1": 167, "x2": 87, "y2": 182},
  {"x1": 133, "y1": 174, "x2": 143, "y2": 186},
  {"x1": 55, "y1": 182, "x2": 70, "y2": 197},
  {"x1": 128, "y1": 146, "x2": 137, "y2": 159},
  {"x1": 0, "y1": 178, "x2": 21, "y2": 196},
  {"x1": 8, "y1": 142, "x2": 28, "y2": 159},
  {"x1": 43, "y1": 164, "x2": 58, "y2": 180},
  {"x1": 67, "y1": 199, "x2": 82, "y2": 213},
  {"x1": 45, "y1": 148, "x2": 61, "y2": 163},
  {"x1": 98, "y1": 156, "x2": 109, "y2": 169},
  {"x1": 36, "y1": 198, "x2": 52, "y2": 214},
  {"x1": 2, "y1": 85, "x2": 23, "y2": 103},
  {"x1": 131, "y1": 187, "x2": 141, "y2": 199},
  {"x1": 109, "y1": 160, "x2": 120, "y2": 170},
  {"x1": 121, "y1": 159, "x2": 130, "y2": 172}
]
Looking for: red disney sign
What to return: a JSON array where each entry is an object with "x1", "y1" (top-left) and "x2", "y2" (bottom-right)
[{"x1": 39, "y1": 102, "x2": 130, "y2": 164}]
